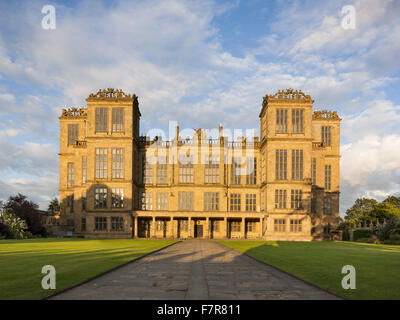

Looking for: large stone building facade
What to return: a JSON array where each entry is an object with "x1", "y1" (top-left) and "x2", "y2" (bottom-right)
[{"x1": 59, "y1": 88, "x2": 341, "y2": 241}]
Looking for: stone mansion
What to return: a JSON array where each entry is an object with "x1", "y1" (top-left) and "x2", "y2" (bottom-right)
[{"x1": 59, "y1": 88, "x2": 341, "y2": 241}]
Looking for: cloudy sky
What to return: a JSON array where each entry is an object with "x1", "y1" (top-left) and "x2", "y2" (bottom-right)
[{"x1": 0, "y1": 0, "x2": 399, "y2": 214}]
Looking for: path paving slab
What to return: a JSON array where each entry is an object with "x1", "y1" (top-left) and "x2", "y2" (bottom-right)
[{"x1": 50, "y1": 240, "x2": 340, "y2": 300}]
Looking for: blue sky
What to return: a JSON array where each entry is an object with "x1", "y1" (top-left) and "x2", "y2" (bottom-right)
[{"x1": 0, "y1": 0, "x2": 399, "y2": 213}]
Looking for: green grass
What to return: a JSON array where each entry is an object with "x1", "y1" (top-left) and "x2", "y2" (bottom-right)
[
  {"x1": 219, "y1": 241, "x2": 400, "y2": 300},
  {"x1": 0, "y1": 238, "x2": 176, "y2": 300}
]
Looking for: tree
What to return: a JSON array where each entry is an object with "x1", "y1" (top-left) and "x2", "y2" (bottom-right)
[
  {"x1": 368, "y1": 202, "x2": 400, "y2": 223},
  {"x1": 344, "y1": 198, "x2": 378, "y2": 224},
  {"x1": 383, "y1": 196, "x2": 400, "y2": 210},
  {"x1": 1, "y1": 210, "x2": 28, "y2": 239},
  {"x1": 47, "y1": 198, "x2": 60, "y2": 215},
  {"x1": 3, "y1": 194, "x2": 44, "y2": 235}
]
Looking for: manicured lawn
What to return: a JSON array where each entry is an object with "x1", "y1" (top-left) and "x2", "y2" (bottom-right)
[
  {"x1": 219, "y1": 241, "x2": 400, "y2": 300},
  {"x1": 0, "y1": 238, "x2": 176, "y2": 300}
]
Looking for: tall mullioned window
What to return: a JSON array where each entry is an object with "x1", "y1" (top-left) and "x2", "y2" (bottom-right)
[
  {"x1": 156, "y1": 157, "x2": 168, "y2": 184},
  {"x1": 276, "y1": 109, "x2": 288, "y2": 133},
  {"x1": 245, "y1": 194, "x2": 256, "y2": 211},
  {"x1": 156, "y1": 193, "x2": 168, "y2": 210},
  {"x1": 67, "y1": 195, "x2": 74, "y2": 212},
  {"x1": 95, "y1": 187, "x2": 107, "y2": 208},
  {"x1": 179, "y1": 155, "x2": 194, "y2": 184},
  {"x1": 275, "y1": 190, "x2": 287, "y2": 209},
  {"x1": 95, "y1": 217, "x2": 107, "y2": 231},
  {"x1": 291, "y1": 190, "x2": 303, "y2": 209},
  {"x1": 143, "y1": 156, "x2": 153, "y2": 184},
  {"x1": 142, "y1": 192, "x2": 152, "y2": 210},
  {"x1": 112, "y1": 108, "x2": 124, "y2": 132},
  {"x1": 111, "y1": 217, "x2": 124, "y2": 231},
  {"x1": 68, "y1": 124, "x2": 78, "y2": 145},
  {"x1": 311, "y1": 158, "x2": 316, "y2": 185},
  {"x1": 67, "y1": 162, "x2": 74, "y2": 188},
  {"x1": 179, "y1": 192, "x2": 194, "y2": 210},
  {"x1": 291, "y1": 149, "x2": 303, "y2": 180},
  {"x1": 290, "y1": 220, "x2": 302, "y2": 232},
  {"x1": 82, "y1": 192, "x2": 86, "y2": 211},
  {"x1": 95, "y1": 108, "x2": 108, "y2": 132},
  {"x1": 324, "y1": 197, "x2": 331, "y2": 214},
  {"x1": 325, "y1": 165, "x2": 331, "y2": 190},
  {"x1": 321, "y1": 126, "x2": 331, "y2": 146},
  {"x1": 204, "y1": 192, "x2": 219, "y2": 211},
  {"x1": 111, "y1": 188, "x2": 124, "y2": 208},
  {"x1": 82, "y1": 156, "x2": 87, "y2": 184},
  {"x1": 292, "y1": 109, "x2": 304, "y2": 133},
  {"x1": 230, "y1": 193, "x2": 241, "y2": 211},
  {"x1": 95, "y1": 148, "x2": 107, "y2": 179},
  {"x1": 205, "y1": 155, "x2": 219, "y2": 184},
  {"x1": 112, "y1": 148, "x2": 124, "y2": 178},
  {"x1": 246, "y1": 157, "x2": 257, "y2": 184},
  {"x1": 275, "y1": 149, "x2": 287, "y2": 180},
  {"x1": 274, "y1": 219, "x2": 286, "y2": 232},
  {"x1": 231, "y1": 158, "x2": 241, "y2": 184}
]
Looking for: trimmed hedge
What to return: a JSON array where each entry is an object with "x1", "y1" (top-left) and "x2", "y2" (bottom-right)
[{"x1": 353, "y1": 229, "x2": 372, "y2": 241}]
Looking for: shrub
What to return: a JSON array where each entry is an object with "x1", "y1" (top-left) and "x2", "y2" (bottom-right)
[
  {"x1": 389, "y1": 228, "x2": 400, "y2": 237},
  {"x1": 389, "y1": 234, "x2": 400, "y2": 241},
  {"x1": 353, "y1": 229, "x2": 372, "y2": 241},
  {"x1": 0, "y1": 222, "x2": 11, "y2": 239},
  {"x1": 1, "y1": 211, "x2": 28, "y2": 239}
]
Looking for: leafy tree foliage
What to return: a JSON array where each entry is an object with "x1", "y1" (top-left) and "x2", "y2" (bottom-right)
[
  {"x1": 344, "y1": 198, "x2": 378, "y2": 224},
  {"x1": 1, "y1": 210, "x2": 28, "y2": 239},
  {"x1": 47, "y1": 198, "x2": 60, "y2": 215},
  {"x1": 3, "y1": 194, "x2": 45, "y2": 235},
  {"x1": 382, "y1": 196, "x2": 400, "y2": 210}
]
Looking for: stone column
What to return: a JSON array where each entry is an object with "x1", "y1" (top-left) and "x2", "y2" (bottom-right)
[
  {"x1": 171, "y1": 217, "x2": 174, "y2": 238},
  {"x1": 224, "y1": 217, "x2": 227, "y2": 238},
  {"x1": 188, "y1": 217, "x2": 192, "y2": 239},
  {"x1": 242, "y1": 217, "x2": 245, "y2": 239},
  {"x1": 206, "y1": 217, "x2": 209, "y2": 239},
  {"x1": 133, "y1": 216, "x2": 138, "y2": 238},
  {"x1": 259, "y1": 217, "x2": 263, "y2": 239},
  {"x1": 152, "y1": 216, "x2": 156, "y2": 238}
]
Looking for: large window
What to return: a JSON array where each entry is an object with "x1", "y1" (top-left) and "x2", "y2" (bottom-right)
[
  {"x1": 292, "y1": 109, "x2": 304, "y2": 133},
  {"x1": 82, "y1": 156, "x2": 87, "y2": 184},
  {"x1": 204, "y1": 192, "x2": 219, "y2": 211},
  {"x1": 246, "y1": 221, "x2": 256, "y2": 232},
  {"x1": 275, "y1": 149, "x2": 287, "y2": 180},
  {"x1": 230, "y1": 193, "x2": 241, "y2": 211},
  {"x1": 156, "y1": 158, "x2": 168, "y2": 184},
  {"x1": 112, "y1": 108, "x2": 124, "y2": 132},
  {"x1": 275, "y1": 190, "x2": 287, "y2": 209},
  {"x1": 205, "y1": 155, "x2": 219, "y2": 184},
  {"x1": 276, "y1": 109, "x2": 288, "y2": 133},
  {"x1": 67, "y1": 195, "x2": 74, "y2": 213},
  {"x1": 178, "y1": 192, "x2": 194, "y2": 210},
  {"x1": 156, "y1": 193, "x2": 168, "y2": 210},
  {"x1": 95, "y1": 187, "x2": 107, "y2": 208},
  {"x1": 95, "y1": 148, "x2": 107, "y2": 179},
  {"x1": 291, "y1": 149, "x2": 303, "y2": 180},
  {"x1": 179, "y1": 155, "x2": 194, "y2": 183},
  {"x1": 82, "y1": 192, "x2": 86, "y2": 211},
  {"x1": 325, "y1": 165, "x2": 331, "y2": 190},
  {"x1": 274, "y1": 219, "x2": 286, "y2": 232},
  {"x1": 143, "y1": 156, "x2": 152, "y2": 184},
  {"x1": 67, "y1": 162, "x2": 74, "y2": 188},
  {"x1": 112, "y1": 148, "x2": 124, "y2": 179},
  {"x1": 68, "y1": 124, "x2": 78, "y2": 145},
  {"x1": 141, "y1": 192, "x2": 152, "y2": 210},
  {"x1": 311, "y1": 158, "x2": 316, "y2": 185},
  {"x1": 291, "y1": 190, "x2": 303, "y2": 209},
  {"x1": 246, "y1": 157, "x2": 257, "y2": 184},
  {"x1": 231, "y1": 158, "x2": 241, "y2": 184},
  {"x1": 324, "y1": 197, "x2": 331, "y2": 214},
  {"x1": 290, "y1": 219, "x2": 302, "y2": 232},
  {"x1": 95, "y1": 217, "x2": 107, "y2": 231},
  {"x1": 95, "y1": 108, "x2": 108, "y2": 132},
  {"x1": 231, "y1": 221, "x2": 241, "y2": 232},
  {"x1": 178, "y1": 219, "x2": 188, "y2": 231},
  {"x1": 111, "y1": 217, "x2": 124, "y2": 231},
  {"x1": 81, "y1": 218, "x2": 86, "y2": 231},
  {"x1": 245, "y1": 194, "x2": 256, "y2": 211},
  {"x1": 111, "y1": 188, "x2": 124, "y2": 208},
  {"x1": 321, "y1": 126, "x2": 331, "y2": 146}
]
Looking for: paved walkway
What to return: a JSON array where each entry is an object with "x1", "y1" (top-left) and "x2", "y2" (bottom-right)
[{"x1": 50, "y1": 240, "x2": 340, "y2": 300}]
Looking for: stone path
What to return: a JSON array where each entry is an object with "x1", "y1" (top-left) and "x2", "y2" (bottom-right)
[{"x1": 50, "y1": 240, "x2": 340, "y2": 300}]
